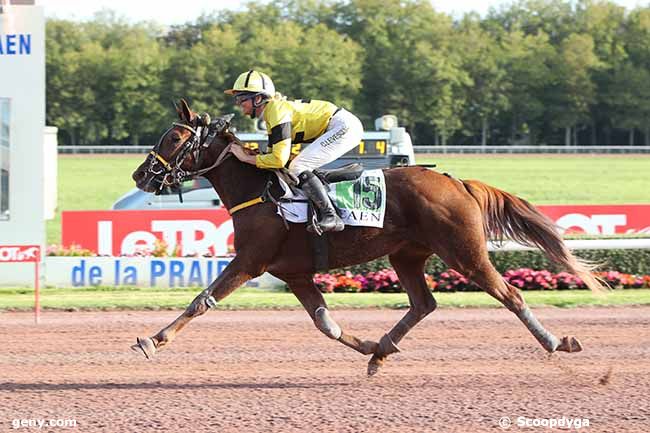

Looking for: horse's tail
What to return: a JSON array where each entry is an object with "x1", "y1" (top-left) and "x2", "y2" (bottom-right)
[{"x1": 461, "y1": 179, "x2": 605, "y2": 292}]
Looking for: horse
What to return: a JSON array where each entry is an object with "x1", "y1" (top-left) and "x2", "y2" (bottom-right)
[{"x1": 130, "y1": 99, "x2": 603, "y2": 376}]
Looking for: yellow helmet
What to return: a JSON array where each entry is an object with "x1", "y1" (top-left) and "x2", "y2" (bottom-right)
[{"x1": 224, "y1": 70, "x2": 275, "y2": 97}]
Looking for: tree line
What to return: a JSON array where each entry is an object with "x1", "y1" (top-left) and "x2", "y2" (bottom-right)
[{"x1": 46, "y1": 0, "x2": 650, "y2": 146}]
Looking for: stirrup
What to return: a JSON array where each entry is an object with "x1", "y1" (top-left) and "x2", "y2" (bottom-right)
[
  {"x1": 307, "y1": 213, "x2": 324, "y2": 236},
  {"x1": 307, "y1": 214, "x2": 344, "y2": 235},
  {"x1": 318, "y1": 214, "x2": 345, "y2": 233}
]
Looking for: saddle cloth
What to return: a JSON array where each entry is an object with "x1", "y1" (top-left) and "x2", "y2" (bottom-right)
[{"x1": 275, "y1": 169, "x2": 387, "y2": 228}]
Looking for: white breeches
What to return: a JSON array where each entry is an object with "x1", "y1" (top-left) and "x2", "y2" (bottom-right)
[{"x1": 288, "y1": 108, "x2": 363, "y2": 175}]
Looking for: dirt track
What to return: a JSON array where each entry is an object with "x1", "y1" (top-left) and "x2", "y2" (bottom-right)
[{"x1": 1, "y1": 307, "x2": 649, "y2": 432}]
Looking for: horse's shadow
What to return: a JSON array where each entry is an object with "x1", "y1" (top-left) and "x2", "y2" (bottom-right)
[{"x1": 0, "y1": 381, "x2": 351, "y2": 392}]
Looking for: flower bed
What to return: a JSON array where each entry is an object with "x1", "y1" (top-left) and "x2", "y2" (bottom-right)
[
  {"x1": 314, "y1": 268, "x2": 650, "y2": 293},
  {"x1": 47, "y1": 241, "x2": 235, "y2": 258},
  {"x1": 46, "y1": 244, "x2": 95, "y2": 257}
]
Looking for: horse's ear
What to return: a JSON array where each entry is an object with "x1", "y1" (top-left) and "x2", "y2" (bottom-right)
[
  {"x1": 179, "y1": 98, "x2": 194, "y2": 123},
  {"x1": 173, "y1": 100, "x2": 183, "y2": 120}
]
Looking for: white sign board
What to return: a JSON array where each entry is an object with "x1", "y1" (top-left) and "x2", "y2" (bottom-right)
[
  {"x1": 0, "y1": 5, "x2": 45, "y2": 285},
  {"x1": 45, "y1": 257, "x2": 234, "y2": 288},
  {"x1": 43, "y1": 257, "x2": 285, "y2": 289}
]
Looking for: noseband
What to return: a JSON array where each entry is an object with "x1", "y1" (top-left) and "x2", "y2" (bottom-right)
[{"x1": 147, "y1": 121, "x2": 233, "y2": 193}]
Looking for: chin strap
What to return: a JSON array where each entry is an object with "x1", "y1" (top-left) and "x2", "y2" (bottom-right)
[{"x1": 249, "y1": 95, "x2": 268, "y2": 119}]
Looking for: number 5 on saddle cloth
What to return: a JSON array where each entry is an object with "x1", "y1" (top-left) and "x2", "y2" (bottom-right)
[{"x1": 274, "y1": 164, "x2": 388, "y2": 271}]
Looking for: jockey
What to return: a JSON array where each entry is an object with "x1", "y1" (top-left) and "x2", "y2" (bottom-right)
[{"x1": 225, "y1": 69, "x2": 364, "y2": 233}]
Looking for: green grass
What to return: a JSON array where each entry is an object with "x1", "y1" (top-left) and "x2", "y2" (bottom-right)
[
  {"x1": 48, "y1": 154, "x2": 650, "y2": 245},
  {"x1": 419, "y1": 155, "x2": 650, "y2": 205},
  {"x1": 2, "y1": 287, "x2": 650, "y2": 311},
  {"x1": 48, "y1": 155, "x2": 145, "y2": 245}
]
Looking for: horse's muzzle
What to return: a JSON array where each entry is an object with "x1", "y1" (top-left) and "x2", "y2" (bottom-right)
[{"x1": 132, "y1": 169, "x2": 161, "y2": 193}]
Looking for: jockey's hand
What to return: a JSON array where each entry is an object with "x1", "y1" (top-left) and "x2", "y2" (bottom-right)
[{"x1": 229, "y1": 143, "x2": 257, "y2": 166}]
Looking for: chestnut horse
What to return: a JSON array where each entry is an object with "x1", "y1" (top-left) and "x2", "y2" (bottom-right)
[{"x1": 131, "y1": 100, "x2": 602, "y2": 375}]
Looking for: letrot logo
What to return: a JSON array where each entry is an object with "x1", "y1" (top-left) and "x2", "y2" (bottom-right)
[
  {"x1": 0, "y1": 245, "x2": 40, "y2": 262},
  {"x1": 62, "y1": 210, "x2": 236, "y2": 257}
]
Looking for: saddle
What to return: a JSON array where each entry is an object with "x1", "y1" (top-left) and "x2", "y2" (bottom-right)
[
  {"x1": 313, "y1": 163, "x2": 364, "y2": 184},
  {"x1": 272, "y1": 163, "x2": 368, "y2": 273}
]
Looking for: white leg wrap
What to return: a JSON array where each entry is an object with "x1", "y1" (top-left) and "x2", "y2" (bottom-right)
[
  {"x1": 517, "y1": 307, "x2": 560, "y2": 352},
  {"x1": 314, "y1": 307, "x2": 342, "y2": 340}
]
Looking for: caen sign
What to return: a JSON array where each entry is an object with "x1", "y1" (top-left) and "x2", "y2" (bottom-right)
[{"x1": 0, "y1": 33, "x2": 31, "y2": 55}]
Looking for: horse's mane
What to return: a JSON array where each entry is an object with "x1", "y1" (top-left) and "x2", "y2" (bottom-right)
[{"x1": 213, "y1": 130, "x2": 288, "y2": 198}]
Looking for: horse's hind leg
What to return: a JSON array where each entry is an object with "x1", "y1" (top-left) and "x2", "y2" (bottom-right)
[
  {"x1": 279, "y1": 273, "x2": 379, "y2": 356},
  {"x1": 367, "y1": 248, "x2": 437, "y2": 376},
  {"x1": 438, "y1": 242, "x2": 582, "y2": 354}
]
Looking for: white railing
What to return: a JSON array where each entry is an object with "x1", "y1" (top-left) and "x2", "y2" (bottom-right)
[
  {"x1": 488, "y1": 238, "x2": 650, "y2": 252},
  {"x1": 415, "y1": 145, "x2": 650, "y2": 154},
  {"x1": 59, "y1": 145, "x2": 150, "y2": 154},
  {"x1": 58, "y1": 145, "x2": 650, "y2": 154}
]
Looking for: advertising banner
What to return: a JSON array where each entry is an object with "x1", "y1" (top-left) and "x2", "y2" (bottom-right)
[
  {"x1": 0, "y1": 244, "x2": 40, "y2": 262},
  {"x1": 45, "y1": 256, "x2": 233, "y2": 288},
  {"x1": 538, "y1": 204, "x2": 650, "y2": 235},
  {"x1": 62, "y1": 209, "x2": 235, "y2": 256},
  {"x1": 61, "y1": 205, "x2": 650, "y2": 257}
]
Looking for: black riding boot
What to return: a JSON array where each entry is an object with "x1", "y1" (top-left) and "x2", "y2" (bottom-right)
[{"x1": 298, "y1": 171, "x2": 344, "y2": 233}]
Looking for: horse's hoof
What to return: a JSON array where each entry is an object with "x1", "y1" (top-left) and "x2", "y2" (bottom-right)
[
  {"x1": 131, "y1": 337, "x2": 156, "y2": 359},
  {"x1": 557, "y1": 336, "x2": 583, "y2": 353},
  {"x1": 367, "y1": 354, "x2": 385, "y2": 377}
]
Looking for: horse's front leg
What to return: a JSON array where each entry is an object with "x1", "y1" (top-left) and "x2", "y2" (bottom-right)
[
  {"x1": 131, "y1": 256, "x2": 260, "y2": 359},
  {"x1": 279, "y1": 273, "x2": 379, "y2": 356}
]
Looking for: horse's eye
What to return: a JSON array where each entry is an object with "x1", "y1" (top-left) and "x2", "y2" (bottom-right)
[{"x1": 171, "y1": 133, "x2": 181, "y2": 142}]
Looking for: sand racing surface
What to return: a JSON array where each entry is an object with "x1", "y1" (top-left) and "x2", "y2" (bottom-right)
[{"x1": 1, "y1": 307, "x2": 649, "y2": 432}]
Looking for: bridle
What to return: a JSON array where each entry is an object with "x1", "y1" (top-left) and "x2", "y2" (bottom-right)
[
  {"x1": 146, "y1": 118, "x2": 233, "y2": 196},
  {"x1": 144, "y1": 112, "x2": 276, "y2": 218}
]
